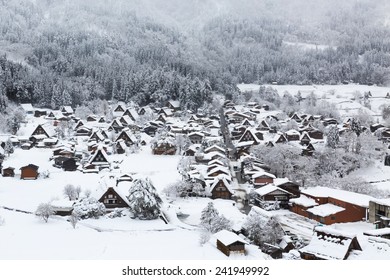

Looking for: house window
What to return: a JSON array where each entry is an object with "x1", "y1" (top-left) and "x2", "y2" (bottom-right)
[
  {"x1": 319, "y1": 217, "x2": 325, "y2": 224},
  {"x1": 331, "y1": 216, "x2": 336, "y2": 220},
  {"x1": 108, "y1": 194, "x2": 113, "y2": 198}
]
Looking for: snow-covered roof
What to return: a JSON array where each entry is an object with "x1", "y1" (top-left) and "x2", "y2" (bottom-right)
[
  {"x1": 120, "y1": 115, "x2": 134, "y2": 125},
  {"x1": 207, "y1": 159, "x2": 225, "y2": 166},
  {"x1": 306, "y1": 203, "x2": 345, "y2": 217},
  {"x1": 254, "y1": 184, "x2": 292, "y2": 196},
  {"x1": 125, "y1": 108, "x2": 139, "y2": 120},
  {"x1": 188, "y1": 131, "x2": 205, "y2": 137},
  {"x1": 208, "y1": 175, "x2": 234, "y2": 194},
  {"x1": 300, "y1": 227, "x2": 358, "y2": 260},
  {"x1": 364, "y1": 228, "x2": 390, "y2": 236},
  {"x1": 168, "y1": 100, "x2": 180, "y2": 108},
  {"x1": 235, "y1": 141, "x2": 254, "y2": 148},
  {"x1": 272, "y1": 178, "x2": 291, "y2": 186},
  {"x1": 204, "y1": 145, "x2": 225, "y2": 153},
  {"x1": 285, "y1": 129, "x2": 300, "y2": 136},
  {"x1": 51, "y1": 199, "x2": 75, "y2": 208},
  {"x1": 203, "y1": 151, "x2": 226, "y2": 160},
  {"x1": 302, "y1": 186, "x2": 373, "y2": 208},
  {"x1": 370, "y1": 198, "x2": 390, "y2": 207},
  {"x1": 20, "y1": 103, "x2": 34, "y2": 112},
  {"x1": 213, "y1": 230, "x2": 248, "y2": 246},
  {"x1": 290, "y1": 195, "x2": 318, "y2": 207},
  {"x1": 207, "y1": 166, "x2": 230, "y2": 176},
  {"x1": 252, "y1": 171, "x2": 276, "y2": 179},
  {"x1": 61, "y1": 106, "x2": 74, "y2": 114}
]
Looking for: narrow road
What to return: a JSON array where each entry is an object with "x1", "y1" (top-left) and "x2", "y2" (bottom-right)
[
  {"x1": 219, "y1": 108, "x2": 236, "y2": 160},
  {"x1": 219, "y1": 107, "x2": 250, "y2": 212}
]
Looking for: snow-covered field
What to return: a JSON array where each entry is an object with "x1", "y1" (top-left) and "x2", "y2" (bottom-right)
[{"x1": 237, "y1": 83, "x2": 390, "y2": 119}]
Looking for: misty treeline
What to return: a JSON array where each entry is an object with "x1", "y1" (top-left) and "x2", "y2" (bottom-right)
[{"x1": 1, "y1": 0, "x2": 390, "y2": 111}]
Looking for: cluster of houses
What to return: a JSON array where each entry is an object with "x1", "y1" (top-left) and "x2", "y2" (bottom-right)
[{"x1": 2, "y1": 98, "x2": 390, "y2": 260}]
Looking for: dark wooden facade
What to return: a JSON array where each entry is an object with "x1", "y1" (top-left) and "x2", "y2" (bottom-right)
[
  {"x1": 98, "y1": 187, "x2": 129, "y2": 209},
  {"x1": 20, "y1": 164, "x2": 39, "y2": 180},
  {"x1": 217, "y1": 240, "x2": 245, "y2": 256},
  {"x1": 277, "y1": 181, "x2": 300, "y2": 197},
  {"x1": 2, "y1": 167, "x2": 15, "y2": 177},
  {"x1": 152, "y1": 143, "x2": 176, "y2": 155},
  {"x1": 63, "y1": 158, "x2": 78, "y2": 171},
  {"x1": 253, "y1": 176, "x2": 274, "y2": 187},
  {"x1": 211, "y1": 180, "x2": 233, "y2": 199}
]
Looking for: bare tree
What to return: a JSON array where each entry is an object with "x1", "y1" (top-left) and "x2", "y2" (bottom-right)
[
  {"x1": 63, "y1": 184, "x2": 81, "y2": 201},
  {"x1": 35, "y1": 203, "x2": 55, "y2": 223}
]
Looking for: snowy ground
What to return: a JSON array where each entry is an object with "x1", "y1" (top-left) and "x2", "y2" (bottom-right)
[
  {"x1": 237, "y1": 83, "x2": 390, "y2": 119},
  {"x1": 0, "y1": 141, "x2": 267, "y2": 259},
  {"x1": 351, "y1": 160, "x2": 390, "y2": 191}
]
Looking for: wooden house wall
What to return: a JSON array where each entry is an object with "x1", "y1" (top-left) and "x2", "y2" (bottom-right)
[
  {"x1": 99, "y1": 189, "x2": 129, "y2": 209},
  {"x1": 21, "y1": 168, "x2": 38, "y2": 179},
  {"x1": 254, "y1": 177, "x2": 274, "y2": 186},
  {"x1": 211, "y1": 182, "x2": 232, "y2": 199},
  {"x1": 217, "y1": 240, "x2": 230, "y2": 256},
  {"x1": 2, "y1": 168, "x2": 15, "y2": 177}
]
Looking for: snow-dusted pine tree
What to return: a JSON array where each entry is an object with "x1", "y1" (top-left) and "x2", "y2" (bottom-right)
[
  {"x1": 127, "y1": 178, "x2": 162, "y2": 220},
  {"x1": 200, "y1": 202, "x2": 219, "y2": 231},
  {"x1": 326, "y1": 124, "x2": 339, "y2": 149},
  {"x1": 4, "y1": 138, "x2": 14, "y2": 157}
]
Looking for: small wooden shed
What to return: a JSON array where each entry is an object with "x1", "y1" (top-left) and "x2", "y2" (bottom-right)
[
  {"x1": 214, "y1": 230, "x2": 248, "y2": 256},
  {"x1": 20, "y1": 164, "x2": 39, "y2": 180},
  {"x1": 2, "y1": 167, "x2": 15, "y2": 177}
]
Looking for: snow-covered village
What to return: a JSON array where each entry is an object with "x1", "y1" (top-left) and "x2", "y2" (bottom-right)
[
  {"x1": 2, "y1": 83, "x2": 390, "y2": 260},
  {"x1": 2, "y1": 0, "x2": 390, "y2": 263}
]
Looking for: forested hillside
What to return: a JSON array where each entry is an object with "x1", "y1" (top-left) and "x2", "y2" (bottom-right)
[{"x1": 1, "y1": 0, "x2": 390, "y2": 111}]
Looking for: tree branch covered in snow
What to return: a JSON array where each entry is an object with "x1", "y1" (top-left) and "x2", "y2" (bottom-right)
[
  {"x1": 73, "y1": 197, "x2": 106, "y2": 219},
  {"x1": 35, "y1": 203, "x2": 55, "y2": 223}
]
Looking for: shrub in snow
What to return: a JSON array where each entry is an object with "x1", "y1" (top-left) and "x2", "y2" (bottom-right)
[
  {"x1": 63, "y1": 184, "x2": 81, "y2": 201},
  {"x1": 73, "y1": 197, "x2": 106, "y2": 219},
  {"x1": 35, "y1": 203, "x2": 56, "y2": 223},
  {"x1": 0, "y1": 215, "x2": 5, "y2": 226},
  {"x1": 127, "y1": 178, "x2": 162, "y2": 220},
  {"x1": 107, "y1": 208, "x2": 125, "y2": 219},
  {"x1": 192, "y1": 182, "x2": 205, "y2": 197},
  {"x1": 163, "y1": 180, "x2": 191, "y2": 199},
  {"x1": 40, "y1": 170, "x2": 50, "y2": 179},
  {"x1": 69, "y1": 213, "x2": 79, "y2": 229}
]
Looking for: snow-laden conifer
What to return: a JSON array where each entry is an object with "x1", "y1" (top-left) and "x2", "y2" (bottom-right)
[{"x1": 127, "y1": 178, "x2": 162, "y2": 220}]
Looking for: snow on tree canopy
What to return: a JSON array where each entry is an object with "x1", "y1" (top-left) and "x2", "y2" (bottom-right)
[
  {"x1": 127, "y1": 178, "x2": 162, "y2": 220},
  {"x1": 73, "y1": 197, "x2": 106, "y2": 219}
]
